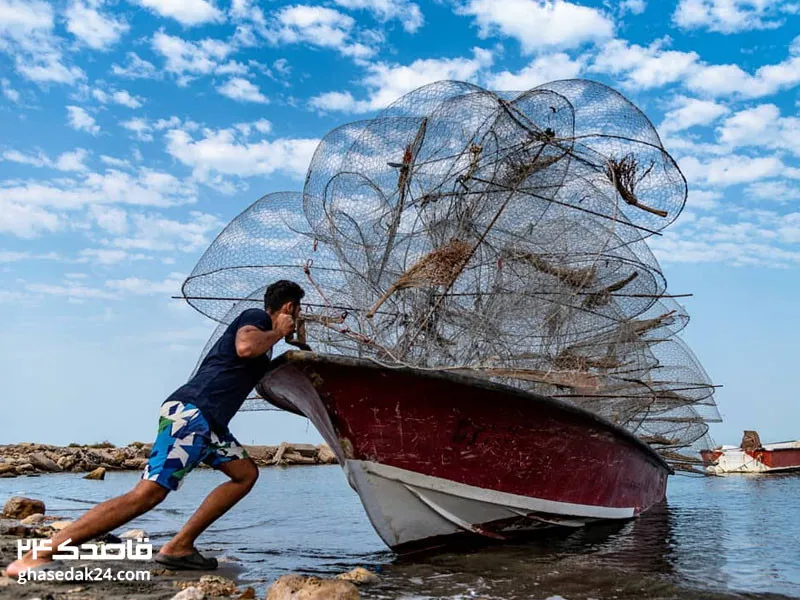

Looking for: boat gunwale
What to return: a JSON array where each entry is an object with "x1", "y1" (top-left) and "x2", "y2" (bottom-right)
[{"x1": 262, "y1": 350, "x2": 673, "y2": 474}]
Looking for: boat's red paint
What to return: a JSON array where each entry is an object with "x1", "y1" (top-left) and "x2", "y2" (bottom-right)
[
  {"x1": 746, "y1": 448, "x2": 800, "y2": 470},
  {"x1": 259, "y1": 352, "x2": 670, "y2": 516}
]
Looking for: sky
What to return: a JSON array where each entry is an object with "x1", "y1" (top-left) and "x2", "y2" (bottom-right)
[{"x1": 0, "y1": 0, "x2": 799, "y2": 448}]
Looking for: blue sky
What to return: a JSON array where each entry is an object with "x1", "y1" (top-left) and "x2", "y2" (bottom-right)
[{"x1": 1, "y1": 0, "x2": 799, "y2": 448}]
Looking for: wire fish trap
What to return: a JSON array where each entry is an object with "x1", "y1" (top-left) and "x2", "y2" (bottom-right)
[{"x1": 180, "y1": 78, "x2": 719, "y2": 473}]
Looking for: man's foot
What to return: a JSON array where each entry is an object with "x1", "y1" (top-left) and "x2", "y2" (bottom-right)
[
  {"x1": 154, "y1": 549, "x2": 218, "y2": 570},
  {"x1": 5, "y1": 556, "x2": 57, "y2": 577}
]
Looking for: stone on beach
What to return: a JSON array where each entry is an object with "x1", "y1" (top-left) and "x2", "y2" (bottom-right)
[
  {"x1": 21, "y1": 513, "x2": 45, "y2": 525},
  {"x1": 49, "y1": 520, "x2": 74, "y2": 531},
  {"x1": 172, "y1": 587, "x2": 206, "y2": 600},
  {"x1": 84, "y1": 467, "x2": 106, "y2": 480},
  {"x1": 3, "y1": 496, "x2": 46, "y2": 519},
  {"x1": 176, "y1": 575, "x2": 238, "y2": 597},
  {"x1": 28, "y1": 452, "x2": 62, "y2": 472},
  {"x1": 336, "y1": 567, "x2": 379, "y2": 585},
  {"x1": 267, "y1": 574, "x2": 360, "y2": 600},
  {"x1": 120, "y1": 528, "x2": 148, "y2": 540},
  {"x1": 316, "y1": 444, "x2": 337, "y2": 464}
]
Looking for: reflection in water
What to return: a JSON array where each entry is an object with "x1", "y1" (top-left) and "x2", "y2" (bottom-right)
[{"x1": 2, "y1": 467, "x2": 799, "y2": 599}]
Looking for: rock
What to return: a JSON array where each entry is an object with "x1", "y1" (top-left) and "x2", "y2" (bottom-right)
[
  {"x1": 316, "y1": 445, "x2": 337, "y2": 464},
  {"x1": 0, "y1": 462, "x2": 15, "y2": 474},
  {"x1": 84, "y1": 467, "x2": 106, "y2": 480},
  {"x1": 0, "y1": 523, "x2": 30, "y2": 537},
  {"x1": 49, "y1": 520, "x2": 74, "y2": 531},
  {"x1": 120, "y1": 528, "x2": 148, "y2": 540},
  {"x1": 0, "y1": 472, "x2": 17, "y2": 478},
  {"x1": 272, "y1": 443, "x2": 292, "y2": 465},
  {"x1": 57, "y1": 456, "x2": 77, "y2": 470},
  {"x1": 286, "y1": 453, "x2": 317, "y2": 465},
  {"x1": 336, "y1": 567, "x2": 379, "y2": 585},
  {"x1": 15, "y1": 463, "x2": 34, "y2": 474},
  {"x1": 0, "y1": 575, "x2": 11, "y2": 587},
  {"x1": 176, "y1": 575, "x2": 237, "y2": 597},
  {"x1": 28, "y1": 452, "x2": 62, "y2": 472},
  {"x1": 122, "y1": 458, "x2": 147, "y2": 470},
  {"x1": 267, "y1": 575, "x2": 360, "y2": 600},
  {"x1": 172, "y1": 587, "x2": 206, "y2": 600},
  {"x1": 3, "y1": 496, "x2": 46, "y2": 518},
  {"x1": 291, "y1": 444, "x2": 318, "y2": 458},
  {"x1": 21, "y1": 513, "x2": 46, "y2": 525},
  {"x1": 237, "y1": 587, "x2": 257, "y2": 599}
]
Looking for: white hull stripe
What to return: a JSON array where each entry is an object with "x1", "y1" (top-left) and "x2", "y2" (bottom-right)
[{"x1": 357, "y1": 461, "x2": 636, "y2": 520}]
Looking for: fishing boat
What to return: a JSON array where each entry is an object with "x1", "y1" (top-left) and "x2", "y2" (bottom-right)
[
  {"x1": 701, "y1": 431, "x2": 800, "y2": 474},
  {"x1": 181, "y1": 79, "x2": 720, "y2": 553},
  {"x1": 256, "y1": 351, "x2": 672, "y2": 553}
]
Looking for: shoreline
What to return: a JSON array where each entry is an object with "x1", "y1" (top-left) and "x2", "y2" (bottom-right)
[{"x1": 0, "y1": 442, "x2": 337, "y2": 478}]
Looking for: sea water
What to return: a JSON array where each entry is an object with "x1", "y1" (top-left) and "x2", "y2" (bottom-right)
[{"x1": 2, "y1": 466, "x2": 798, "y2": 599}]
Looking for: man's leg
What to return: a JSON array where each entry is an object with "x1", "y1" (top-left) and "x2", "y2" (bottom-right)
[
  {"x1": 5, "y1": 481, "x2": 168, "y2": 577},
  {"x1": 159, "y1": 457, "x2": 258, "y2": 558}
]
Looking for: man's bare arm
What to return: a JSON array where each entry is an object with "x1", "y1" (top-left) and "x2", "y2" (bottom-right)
[{"x1": 235, "y1": 313, "x2": 296, "y2": 358}]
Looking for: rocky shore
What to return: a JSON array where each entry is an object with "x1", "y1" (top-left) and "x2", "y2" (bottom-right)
[
  {"x1": 0, "y1": 442, "x2": 338, "y2": 478},
  {"x1": 0, "y1": 494, "x2": 374, "y2": 599}
]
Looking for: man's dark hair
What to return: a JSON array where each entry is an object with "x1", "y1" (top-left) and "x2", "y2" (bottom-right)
[{"x1": 264, "y1": 280, "x2": 305, "y2": 312}]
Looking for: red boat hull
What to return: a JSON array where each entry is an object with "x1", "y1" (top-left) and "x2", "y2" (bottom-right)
[{"x1": 258, "y1": 352, "x2": 671, "y2": 552}]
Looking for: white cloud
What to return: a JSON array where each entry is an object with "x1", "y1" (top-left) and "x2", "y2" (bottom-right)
[
  {"x1": 131, "y1": 0, "x2": 224, "y2": 27},
  {"x1": 151, "y1": 31, "x2": 234, "y2": 83},
  {"x1": 107, "y1": 212, "x2": 224, "y2": 253},
  {"x1": 26, "y1": 280, "x2": 117, "y2": 300},
  {"x1": 1, "y1": 78, "x2": 20, "y2": 102},
  {"x1": 618, "y1": 0, "x2": 647, "y2": 15},
  {"x1": 332, "y1": 0, "x2": 424, "y2": 33},
  {"x1": 100, "y1": 155, "x2": 130, "y2": 168},
  {"x1": 106, "y1": 272, "x2": 185, "y2": 295},
  {"x1": 121, "y1": 117, "x2": 153, "y2": 141},
  {"x1": 2, "y1": 148, "x2": 89, "y2": 172},
  {"x1": 487, "y1": 52, "x2": 585, "y2": 90},
  {"x1": 111, "y1": 52, "x2": 160, "y2": 79},
  {"x1": 673, "y1": 0, "x2": 788, "y2": 33},
  {"x1": 310, "y1": 48, "x2": 494, "y2": 113},
  {"x1": 265, "y1": 5, "x2": 376, "y2": 59},
  {"x1": 65, "y1": 0, "x2": 128, "y2": 51},
  {"x1": 689, "y1": 190, "x2": 723, "y2": 210},
  {"x1": 746, "y1": 180, "x2": 800, "y2": 202},
  {"x1": 89, "y1": 205, "x2": 128, "y2": 235},
  {"x1": 165, "y1": 126, "x2": 319, "y2": 181},
  {"x1": 0, "y1": 201, "x2": 60, "y2": 238},
  {"x1": 0, "y1": 0, "x2": 85, "y2": 84},
  {"x1": 309, "y1": 90, "x2": 370, "y2": 113},
  {"x1": 660, "y1": 95, "x2": 729, "y2": 135},
  {"x1": 0, "y1": 168, "x2": 199, "y2": 225},
  {"x1": 458, "y1": 0, "x2": 614, "y2": 53},
  {"x1": 77, "y1": 248, "x2": 148, "y2": 264},
  {"x1": 716, "y1": 104, "x2": 800, "y2": 156},
  {"x1": 54, "y1": 149, "x2": 90, "y2": 172},
  {"x1": 93, "y1": 88, "x2": 144, "y2": 108},
  {"x1": 651, "y1": 210, "x2": 800, "y2": 268},
  {"x1": 592, "y1": 36, "x2": 800, "y2": 99},
  {"x1": 217, "y1": 77, "x2": 269, "y2": 103},
  {"x1": 67, "y1": 106, "x2": 100, "y2": 135},
  {"x1": 592, "y1": 38, "x2": 699, "y2": 90},
  {"x1": 680, "y1": 154, "x2": 787, "y2": 187}
]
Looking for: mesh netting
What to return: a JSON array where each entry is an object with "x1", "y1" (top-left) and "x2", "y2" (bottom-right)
[{"x1": 181, "y1": 79, "x2": 718, "y2": 472}]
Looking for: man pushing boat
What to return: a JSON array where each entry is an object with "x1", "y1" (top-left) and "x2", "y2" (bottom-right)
[{"x1": 6, "y1": 280, "x2": 306, "y2": 576}]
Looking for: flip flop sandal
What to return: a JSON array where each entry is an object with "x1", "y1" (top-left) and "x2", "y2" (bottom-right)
[{"x1": 154, "y1": 549, "x2": 218, "y2": 571}]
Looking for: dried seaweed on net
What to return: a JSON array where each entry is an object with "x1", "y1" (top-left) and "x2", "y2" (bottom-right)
[{"x1": 182, "y1": 79, "x2": 717, "y2": 470}]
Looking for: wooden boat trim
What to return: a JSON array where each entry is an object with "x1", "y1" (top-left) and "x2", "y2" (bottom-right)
[{"x1": 265, "y1": 350, "x2": 673, "y2": 473}]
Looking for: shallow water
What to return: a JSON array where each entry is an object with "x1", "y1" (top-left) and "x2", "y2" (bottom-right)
[{"x1": 2, "y1": 467, "x2": 798, "y2": 599}]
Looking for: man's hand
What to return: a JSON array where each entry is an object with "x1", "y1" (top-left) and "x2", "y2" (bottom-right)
[{"x1": 274, "y1": 313, "x2": 296, "y2": 338}]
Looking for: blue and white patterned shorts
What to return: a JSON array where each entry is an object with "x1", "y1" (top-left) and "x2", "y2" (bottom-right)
[{"x1": 142, "y1": 400, "x2": 248, "y2": 491}]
